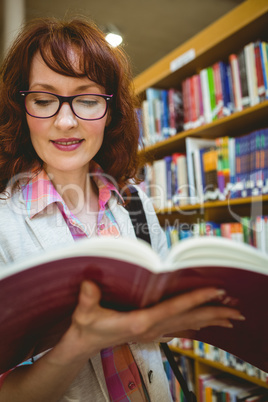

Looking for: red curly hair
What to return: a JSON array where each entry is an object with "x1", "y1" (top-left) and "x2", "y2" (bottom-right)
[{"x1": 0, "y1": 17, "x2": 141, "y2": 194}]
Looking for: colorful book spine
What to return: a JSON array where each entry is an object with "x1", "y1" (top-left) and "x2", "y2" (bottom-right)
[
  {"x1": 254, "y1": 41, "x2": 266, "y2": 102},
  {"x1": 229, "y1": 53, "x2": 243, "y2": 112}
]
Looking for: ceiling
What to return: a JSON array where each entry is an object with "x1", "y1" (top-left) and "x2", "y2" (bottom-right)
[{"x1": 1, "y1": 0, "x2": 245, "y2": 77}]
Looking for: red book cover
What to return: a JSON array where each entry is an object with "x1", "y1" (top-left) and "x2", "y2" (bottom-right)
[
  {"x1": 190, "y1": 75, "x2": 198, "y2": 124},
  {"x1": 0, "y1": 236, "x2": 268, "y2": 374},
  {"x1": 254, "y1": 42, "x2": 266, "y2": 102}
]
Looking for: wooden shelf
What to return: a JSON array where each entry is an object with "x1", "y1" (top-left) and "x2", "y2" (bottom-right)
[
  {"x1": 156, "y1": 194, "x2": 268, "y2": 215},
  {"x1": 134, "y1": 0, "x2": 268, "y2": 95},
  {"x1": 170, "y1": 346, "x2": 268, "y2": 390},
  {"x1": 139, "y1": 100, "x2": 268, "y2": 162}
]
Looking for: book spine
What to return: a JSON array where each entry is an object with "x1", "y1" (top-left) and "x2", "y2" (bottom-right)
[
  {"x1": 164, "y1": 156, "x2": 173, "y2": 209},
  {"x1": 229, "y1": 54, "x2": 243, "y2": 112},
  {"x1": 207, "y1": 66, "x2": 217, "y2": 120},
  {"x1": 182, "y1": 78, "x2": 191, "y2": 131},
  {"x1": 259, "y1": 41, "x2": 268, "y2": 99},
  {"x1": 237, "y1": 48, "x2": 250, "y2": 108},
  {"x1": 254, "y1": 41, "x2": 266, "y2": 102},
  {"x1": 200, "y1": 68, "x2": 212, "y2": 124},
  {"x1": 146, "y1": 88, "x2": 162, "y2": 143},
  {"x1": 219, "y1": 61, "x2": 232, "y2": 115},
  {"x1": 203, "y1": 147, "x2": 219, "y2": 201},
  {"x1": 141, "y1": 100, "x2": 151, "y2": 146},
  {"x1": 161, "y1": 89, "x2": 170, "y2": 139},
  {"x1": 213, "y1": 62, "x2": 224, "y2": 118}
]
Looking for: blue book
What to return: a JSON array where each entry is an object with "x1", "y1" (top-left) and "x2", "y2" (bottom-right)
[
  {"x1": 164, "y1": 156, "x2": 173, "y2": 208},
  {"x1": 259, "y1": 42, "x2": 268, "y2": 99},
  {"x1": 219, "y1": 61, "x2": 232, "y2": 115},
  {"x1": 161, "y1": 90, "x2": 170, "y2": 139}
]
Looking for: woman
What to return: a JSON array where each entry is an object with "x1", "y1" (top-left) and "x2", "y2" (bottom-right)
[{"x1": 0, "y1": 18, "x2": 244, "y2": 402}]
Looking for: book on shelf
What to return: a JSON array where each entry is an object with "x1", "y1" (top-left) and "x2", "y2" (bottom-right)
[
  {"x1": 144, "y1": 128, "x2": 268, "y2": 208},
  {"x1": 219, "y1": 61, "x2": 234, "y2": 115},
  {"x1": 145, "y1": 87, "x2": 162, "y2": 143},
  {"x1": 254, "y1": 41, "x2": 266, "y2": 103},
  {"x1": 260, "y1": 41, "x2": 268, "y2": 99},
  {"x1": 1, "y1": 235, "x2": 268, "y2": 374},
  {"x1": 185, "y1": 137, "x2": 216, "y2": 204},
  {"x1": 244, "y1": 42, "x2": 259, "y2": 107},
  {"x1": 200, "y1": 374, "x2": 267, "y2": 402},
  {"x1": 161, "y1": 89, "x2": 170, "y2": 139},
  {"x1": 237, "y1": 48, "x2": 251, "y2": 109},
  {"x1": 171, "y1": 153, "x2": 189, "y2": 207},
  {"x1": 168, "y1": 88, "x2": 184, "y2": 136},
  {"x1": 164, "y1": 215, "x2": 268, "y2": 254},
  {"x1": 140, "y1": 88, "x2": 184, "y2": 145},
  {"x1": 141, "y1": 100, "x2": 151, "y2": 146},
  {"x1": 150, "y1": 158, "x2": 168, "y2": 210},
  {"x1": 229, "y1": 53, "x2": 243, "y2": 112},
  {"x1": 180, "y1": 40, "x2": 268, "y2": 132},
  {"x1": 199, "y1": 68, "x2": 212, "y2": 124}
]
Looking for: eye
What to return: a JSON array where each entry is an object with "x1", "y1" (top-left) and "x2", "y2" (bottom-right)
[
  {"x1": 76, "y1": 99, "x2": 98, "y2": 107},
  {"x1": 27, "y1": 93, "x2": 58, "y2": 107},
  {"x1": 74, "y1": 95, "x2": 104, "y2": 109},
  {"x1": 34, "y1": 99, "x2": 56, "y2": 107}
]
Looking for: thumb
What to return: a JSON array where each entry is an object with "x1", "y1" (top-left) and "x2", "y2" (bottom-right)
[{"x1": 77, "y1": 280, "x2": 102, "y2": 314}]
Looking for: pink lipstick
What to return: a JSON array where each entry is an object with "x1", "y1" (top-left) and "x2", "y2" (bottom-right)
[{"x1": 51, "y1": 138, "x2": 84, "y2": 151}]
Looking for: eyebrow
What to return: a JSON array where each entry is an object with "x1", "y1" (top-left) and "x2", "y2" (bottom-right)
[{"x1": 29, "y1": 83, "x2": 101, "y2": 92}]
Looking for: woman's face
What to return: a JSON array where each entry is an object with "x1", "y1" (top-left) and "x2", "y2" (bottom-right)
[{"x1": 26, "y1": 51, "x2": 109, "y2": 178}]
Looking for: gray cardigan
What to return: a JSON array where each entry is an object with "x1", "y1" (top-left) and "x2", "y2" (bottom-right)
[{"x1": 0, "y1": 185, "x2": 173, "y2": 402}]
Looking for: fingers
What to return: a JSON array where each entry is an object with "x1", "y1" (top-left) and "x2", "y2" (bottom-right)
[
  {"x1": 133, "y1": 287, "x2": 227, "y2": 328},
  {"x1": 78, "y1": 281, "x2": 101, "y2": 311},
  {"x1": 127, "y1": 288, "x2": 245, "y2": 342},
  {"x1": 72, "y1": 281, "x2": 102, "y2": 326}
]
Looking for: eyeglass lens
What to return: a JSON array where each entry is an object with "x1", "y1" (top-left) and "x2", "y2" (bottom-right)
[{"x1": 25, "y1": 93, "x2": 108, "y2": 119}]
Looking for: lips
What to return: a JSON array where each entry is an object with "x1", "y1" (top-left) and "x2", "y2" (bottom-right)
[
  {"x1": 51, "y1": 138, "x2": 83, "y2": 145},
  {"x1": 51, "y1": 138, "x2": 84, "y2": 151}
]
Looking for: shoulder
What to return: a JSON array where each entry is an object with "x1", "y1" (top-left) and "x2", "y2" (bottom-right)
[
  {"x1": 0, "y1": 187, "x2": 26, "y2": 216},
  {"x1": 0, "y1": 189, "x2": 29, "y2": 264}
]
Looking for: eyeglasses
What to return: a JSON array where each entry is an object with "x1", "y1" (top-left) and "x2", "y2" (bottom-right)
[{"x1": 19, "y1": 91, "x2": 113, "y2": 120}]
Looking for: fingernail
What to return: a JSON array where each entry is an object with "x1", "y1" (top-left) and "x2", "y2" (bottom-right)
[
  {"x1": 223, "y1": 323, "x2": 233, "y2": 328},
  {"x1": 207, "y1": 289, "x2": 226, "y2": 301},
  {"x1": 216, "y1": 289, "x2": 226, "y2": 297},
  {"x1": 233, "y1": 315, "x2": 246, "y2": 321}
]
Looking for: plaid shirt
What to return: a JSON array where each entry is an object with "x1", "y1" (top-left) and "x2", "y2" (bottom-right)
[{"x1": 19, "y1": 164, "x2": 148, "y2": 401}]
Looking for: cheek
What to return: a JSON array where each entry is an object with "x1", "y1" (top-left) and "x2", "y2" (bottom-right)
[
  {"x1": 27, "y1": 117, "x2": 46, "y2": 140},
  {"x1": 84, "y1": 119, "x2": 107, "y2": 138}
]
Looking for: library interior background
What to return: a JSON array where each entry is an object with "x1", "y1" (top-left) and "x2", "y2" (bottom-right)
[{"x1": 2, "y1": 0, "x2": 268, "y2": 400}]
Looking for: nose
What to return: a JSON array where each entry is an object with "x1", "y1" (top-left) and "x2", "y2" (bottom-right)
[{"x1": 54, "y1": 102, "x2": 78, "y2": 130}]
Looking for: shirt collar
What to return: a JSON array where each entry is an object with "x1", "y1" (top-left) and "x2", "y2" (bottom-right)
[{"x1": 21, "y1": 162, "x2": 124, "y2": 219}]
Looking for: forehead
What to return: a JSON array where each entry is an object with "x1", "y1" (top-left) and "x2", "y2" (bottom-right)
[
  {"x1": 28, "y1": 52, "x2": 105, "y2": 93},
  {"x1": 30, "y1": 47, "x2": 81, "y2": 75}
]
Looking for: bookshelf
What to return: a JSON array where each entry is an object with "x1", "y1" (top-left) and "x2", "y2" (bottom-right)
[
  {"x1": 138, "y1": 100, "x2": 268, "y2": 162},
  {"x1": 134, "y1": 0, "x2": 268, "y2": 399},
  {"x1": 134, "y1": 0, "x2": 268, "y2": 95},
  {"x1": 134, "y1": 0, "x2": 268, "y2": 222},
  {"x1": 169, "y1": 345, "x2": 268, "y2": 399}
]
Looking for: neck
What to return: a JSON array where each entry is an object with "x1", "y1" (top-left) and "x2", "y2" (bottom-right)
[{"x1": 44, "y1": 164, "x2": 98, "y2": 214}]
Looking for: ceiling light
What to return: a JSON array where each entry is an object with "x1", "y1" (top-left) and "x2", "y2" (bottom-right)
[
  {"x1": 102, "y1": 24, "x2": 123, "y2": 47},
  {"x1": 105, "y1": 32, "x2": 123, "y2": 47}
]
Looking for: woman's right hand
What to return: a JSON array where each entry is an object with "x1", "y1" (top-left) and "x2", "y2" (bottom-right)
[{"x1": 49, "y1": 280, "x2": 245, "y2": 366}]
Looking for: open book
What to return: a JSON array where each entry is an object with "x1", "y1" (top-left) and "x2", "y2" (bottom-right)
[{"x1": 0, "y1": 236, "x2": 267, "y2": 374}]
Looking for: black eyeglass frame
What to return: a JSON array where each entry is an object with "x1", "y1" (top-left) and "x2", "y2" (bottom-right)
[{"x1": 19, "y1": 91, "x2": 113, "y2": 121}]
